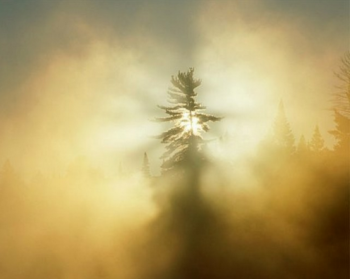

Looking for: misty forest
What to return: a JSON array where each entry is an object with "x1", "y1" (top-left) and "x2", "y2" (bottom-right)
[{"x1": 0, "y1": 1, "x2": 349, "y2": 279}]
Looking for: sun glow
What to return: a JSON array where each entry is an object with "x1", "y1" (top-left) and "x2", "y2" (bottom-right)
[{"x1": 181, "y1": 112, "x2": 201, "y2": 135}]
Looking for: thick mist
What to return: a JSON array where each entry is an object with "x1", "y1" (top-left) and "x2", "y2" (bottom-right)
[
  {"x1": 0, "y1": 142, "x2": 348, "y2": 278},
  {"x1": 0, "y1": 0, "x2": 348, "y2": 278}
]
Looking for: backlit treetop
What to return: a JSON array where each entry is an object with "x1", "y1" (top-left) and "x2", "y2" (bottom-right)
[{"x1": 155, "y1": 68, "x2": 221, "y2": 173}]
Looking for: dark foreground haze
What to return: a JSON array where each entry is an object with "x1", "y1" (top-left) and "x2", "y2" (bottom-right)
[{"x1": 0, "y1": 143, "x2": 348, "y2": 279}]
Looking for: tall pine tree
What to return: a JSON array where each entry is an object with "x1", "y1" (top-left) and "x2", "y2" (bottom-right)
[{"x1": 155, "y1": 68, "x2": 221, "y2": 173}]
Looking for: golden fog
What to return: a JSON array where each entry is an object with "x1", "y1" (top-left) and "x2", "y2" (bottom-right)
[{"x1": 0, "y1": 0, "x2": 348, "y2": 278}]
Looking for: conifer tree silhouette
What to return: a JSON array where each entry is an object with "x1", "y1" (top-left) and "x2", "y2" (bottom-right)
[
  {"x1": 333, "y1": 51, "x2": 350, "y2": 118},
  {"x1": 297, "y1": 135, "x2": 309, "y2": 154},
  {"x1": 309, "y1": 125, "x2": 325, "y2": 153},
  {"x1": 155, "y1": 68, "x2": 221, "y2": 172},
  {"x1": 329, "y1": 52, "x2": 350, "y2": 154},
  {"x1": 272, "y1": 101, "x2": 295, "y2": 155},
  {"x1": 142, "y1": 152, "x2": 151, "y2": 177},
  {"x1": 329, "y1": 110, "x2": 350, "y2": 153}
]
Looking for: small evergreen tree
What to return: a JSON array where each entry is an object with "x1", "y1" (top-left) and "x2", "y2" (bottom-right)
[
  {"x1": 309, "y1": 125, "x2": 325, "y2": 153},
  {"x1": 142, "y1": 152, "x2": 151, "y2": 177},
  {"x1": 155, "y1": 68, "x2": 221, "y2": 172},
  {"x1": 272, "y1": 101, "x2": 295, "y2": 155},
  {"x1": 297, "y1": 135, "x2": 309, "y2": 154},
  {"x1": 329, "y1": 110, "x2": 350, "y2": 153}
]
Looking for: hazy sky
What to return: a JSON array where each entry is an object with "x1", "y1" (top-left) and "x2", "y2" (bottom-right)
[{"x1": 0, "y1": 0, "x2": 348, "y2": 175}]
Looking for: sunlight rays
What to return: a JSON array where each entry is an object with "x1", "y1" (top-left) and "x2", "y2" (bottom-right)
[{"x1": 180, "y1": 112, "x2": 201, "y2": 135}]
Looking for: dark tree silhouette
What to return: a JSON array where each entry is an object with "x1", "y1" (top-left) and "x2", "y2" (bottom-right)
[
  {"x1": 333, "y1": 51, "x2": 350, "y2": 118},
  {"x1": 329, "y1": 109, "x2": 350, "y2": 153},
  {"x1": 142, "y1": 152, "x2": 151, "y2": 177},
  {"x1": 155, "y1": 68, "x2": 221, "y2": 173},
  {"x1": 309, "y1": 125, "x2": 325, "y2": 153},
  {"x1": 329, "y1": 53, "x2": 350, "y2": 154},
  {"x1": 297, "y1": 134, "x2": 309, "y2": 154},
  {"x1": 272, "y1": 101, "x2": 295, "y2": 155}
]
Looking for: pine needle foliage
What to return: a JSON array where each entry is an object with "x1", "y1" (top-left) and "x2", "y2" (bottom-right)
[{"x1": 155, "y1": 68, "x2": 221, "y2": 172}]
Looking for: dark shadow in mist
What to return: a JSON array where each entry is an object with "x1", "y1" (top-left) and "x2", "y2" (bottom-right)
[{"x1": 139, "y1": 150, "x2": 349, "y2": 279}]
